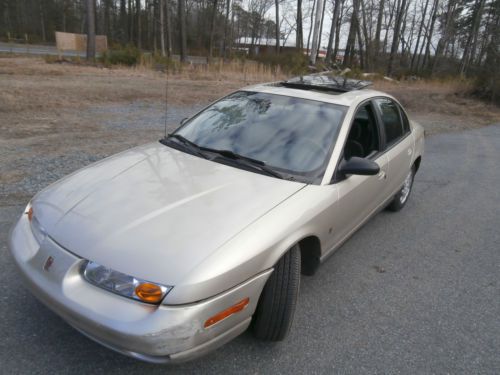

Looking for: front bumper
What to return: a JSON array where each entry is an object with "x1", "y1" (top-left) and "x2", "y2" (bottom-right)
[{"x1": 8, "y1": 212, "x2": 271, "y2": 363}]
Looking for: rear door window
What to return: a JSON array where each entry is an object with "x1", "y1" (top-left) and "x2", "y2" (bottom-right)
[{"x1": 375, "y1": 98, "x2": 404, "y2": 146}]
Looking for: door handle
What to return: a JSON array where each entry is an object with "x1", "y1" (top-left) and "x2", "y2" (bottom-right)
[{"x1": 378, "y1": 171, "x2": 386, "y2": 180}]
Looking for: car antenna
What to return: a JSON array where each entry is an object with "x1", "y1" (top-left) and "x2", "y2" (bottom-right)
[{"x1": 164, "y1": 64, "x2": 169, "y2": 138}]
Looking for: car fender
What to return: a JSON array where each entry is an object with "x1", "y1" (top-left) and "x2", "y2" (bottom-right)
[{"x1": 163, "y1": 185, "x2": 336, "y2": 305}]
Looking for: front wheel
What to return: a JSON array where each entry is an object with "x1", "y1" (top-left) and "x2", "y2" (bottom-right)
[
  {"x1": 252, "y1": 245, "x2": 301, "y2": 341},
  {"x1": 387, "y1": 166, "x2": 415, "y2": 212}
]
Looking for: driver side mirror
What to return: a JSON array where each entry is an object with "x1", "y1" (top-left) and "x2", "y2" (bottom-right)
[
  {"x1": 338, "y1": 157, "x2": 380, "y2": 176},
  {"x1": 180, "y1": 117, "x2": 189, "y2": 125}
]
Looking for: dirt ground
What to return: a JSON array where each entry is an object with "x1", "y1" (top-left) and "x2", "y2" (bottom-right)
[{"x1": 1, "y1": 56, "x2": 499, "y2": 206}]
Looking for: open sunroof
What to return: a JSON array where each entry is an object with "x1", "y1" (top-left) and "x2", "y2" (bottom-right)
[{"x1": 282, "y1": 73, "x2": 373, "y2": 93}]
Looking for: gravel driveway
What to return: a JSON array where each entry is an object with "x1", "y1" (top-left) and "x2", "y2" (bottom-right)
[{"x1": 0, "y1": 121, "x2": 499, "y2": 374}]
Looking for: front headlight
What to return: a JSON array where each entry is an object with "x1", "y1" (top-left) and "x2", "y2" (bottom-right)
[{"x1": 82, "y1": 261, "x2": 172, "y2": 304}]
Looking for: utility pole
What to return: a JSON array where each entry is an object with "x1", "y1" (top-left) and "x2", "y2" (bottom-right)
[{"x1": 86, "y1": 0, "x2": 96, "y2": 60}]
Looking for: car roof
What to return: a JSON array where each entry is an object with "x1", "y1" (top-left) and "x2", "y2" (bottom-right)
[{"x1": 242, "y1": 82, "x2": 392, "y2": 108}]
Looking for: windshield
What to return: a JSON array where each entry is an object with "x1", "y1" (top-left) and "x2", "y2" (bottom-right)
[{"x1": 174, "y1": 91, "x2": 347, "y2": 183}]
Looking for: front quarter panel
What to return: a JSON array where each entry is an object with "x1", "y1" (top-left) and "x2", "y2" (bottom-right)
[{"x1": 164, "y1": 184, "x2": 339, "y2": 305}]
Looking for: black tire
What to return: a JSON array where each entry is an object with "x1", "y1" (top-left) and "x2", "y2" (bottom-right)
[
  {"x1": 387, "y1": 165, "x2": 416, "y2": 212},
  {"x1": 252, "y1": 245, "x2": 301, "y2": 341}
]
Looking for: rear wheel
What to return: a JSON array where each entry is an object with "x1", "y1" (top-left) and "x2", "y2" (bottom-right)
[
  {"x1": 387, "y1": 166, "x2": 415, "y2": 212},
  {"x1": 252, "y1": 245, "x2": 301, "y2": 341}
]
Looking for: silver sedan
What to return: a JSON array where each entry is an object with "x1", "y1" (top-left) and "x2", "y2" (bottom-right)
[{"x1": 8, "y1": 75, "x2": 424, "y2": 363}]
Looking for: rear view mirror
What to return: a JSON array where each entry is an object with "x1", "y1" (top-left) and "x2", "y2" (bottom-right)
[{"x1": 338, "y1": 157, "x2": 380, "y2": 176}]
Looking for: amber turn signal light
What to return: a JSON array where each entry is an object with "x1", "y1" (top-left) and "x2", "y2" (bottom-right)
[
  {"x1": 204, "y1": 297, "x2": 250, "y2": 328},
  {"x1": 135, "y1": 282, "x2": 163, "y2": 304},
  {"x1": 27, "y1": 207, "x2": 34, "y2": 221}
]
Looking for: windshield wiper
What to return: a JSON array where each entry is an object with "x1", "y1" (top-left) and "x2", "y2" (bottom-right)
[
  {"x1": 199, "y1": 147, "x2": 284, "y2": 179},
  {"x1": 162, "y1": 134, "x2": 208, "y2": 159},
  {"x1": 162, "y1": 135, "x2": 285, "y2": 179}
]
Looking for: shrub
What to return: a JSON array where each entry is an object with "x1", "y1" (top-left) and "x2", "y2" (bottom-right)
[{"x1": 100, "y1": 45, "x2": 141, "y2": 66}]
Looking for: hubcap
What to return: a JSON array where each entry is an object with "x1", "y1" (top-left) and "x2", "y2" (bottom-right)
[{"x1": 400, "y1": 171, "x2": 413, "y2": 204}]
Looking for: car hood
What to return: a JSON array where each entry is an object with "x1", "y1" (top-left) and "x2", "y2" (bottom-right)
[{"x1": 32, "y1": 142, "x2": 305, "y2": 286}]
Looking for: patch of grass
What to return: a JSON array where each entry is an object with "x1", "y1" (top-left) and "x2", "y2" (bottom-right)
[{"x1": 253, "y1": 51, "x2": 309, "y2": 75}]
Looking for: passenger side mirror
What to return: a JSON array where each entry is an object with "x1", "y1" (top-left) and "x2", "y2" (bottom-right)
[
  {"x1": 338, "y1": 157, "x2": 380, "y2": 176},
  {"x1": 180, "y1": 117, "x2": 189, "y2": 125}
]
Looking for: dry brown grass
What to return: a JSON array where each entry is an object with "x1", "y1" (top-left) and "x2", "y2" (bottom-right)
[
  {"x1": 1, "y1": 56, "x2": 499, "y2": 139},
  {"x1": 373, "y1": 79, "x2": 500, "y2": 134}
]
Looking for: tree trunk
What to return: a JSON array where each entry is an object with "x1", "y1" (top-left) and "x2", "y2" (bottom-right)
[
  {"x1": 104, "y1": 0, "x2": 111, "y2": 37},
  {"x1": 410, "y1": 0, "x2": 430, "y2": 72},
  {"x1": 178, "y1": 0, "x2": 187, "y2": 62},
  {"x1": 120, "y1": 0, "x2": 127, "y2": 44},
  {"x1": 86, "y1": 0, "x2": 96, "y2": 60},
  {"x1": 422, "y1": 0, "x2": 438, "y2": 71},
  {"x1": 326, "y1": 0, "x2": 341, "y2": 63},
  {"x1": 296, "y1": 0, "x2": 303, "y2": 49},
  {"x1": 160, "y1": 0, "x2": 166, "y2": 56},
  {"x1": 460, "y1": 0, "x2": 486, "y2": 75},
  {"x1": 39, "y1": 0, "x2": 46, "y2": 42},
  {"x1": 387, "y1": 0, "x2": 407, "y2": 76},
  {"x1": 209, "y1": 0, "x2": 218, "y2": 57},
  {"x1": 275, "y1": 0, "x2": 280, "y2": 54},
  {"x1": 432, "y1": 0, "x2": 458, "y2": 74},
  {"x1": 135, "y1": 0, "x2": 141, "y2": 48},
  {"x1": 128, "y1": 0, "x2": 133, "y2": 43},
  {"x1": 333, "y1": 0, "x2": 344, "y2": 61},
  {"x1": 374, "y1": 0, "x2": 385, "y2": 57},
  {"x1": 356, "y1": 12, "x2": 364, "y2": 69},
  {"x1": 222, "y1": 0, "x2": 231, "y2": 57},
  {"x1": 306, "y1": 0, "x2": 316, "y2": 53},
  {"x1": 166, "y1": 0, "x2": 172, "y2": 56},
  {"x1": 382, "y1": 0, "x2": 397, "y2": 55},
  {"x1": 344, "y1": 0, "x2": 359, "y2": 67},
  {"x1": 310, "y1": 0, "x2": 324, "y2": 64},
  {"x1": 316, "y1": 0, "x2": 327, "y2": 60},
  {"x1": 359, "y1": 0, "x2": 371, "y2": 69}
]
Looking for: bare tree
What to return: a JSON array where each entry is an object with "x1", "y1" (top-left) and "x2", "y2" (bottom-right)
[
  {"x1": 410, "y1": 0, "x2": 430, "y2": 71},
  {"x1": 135, "y1": 0, "x2": 141, "y2": 48},
  {"x1": 119, "y1": 0, "x2": 127, "y2": 44},
  {"x1": 306, "y1": 0, "x2": 317, "y2": 53},
  {"x1": 209, "y1": 0, "x2": 218, "y2": 57},
  {"x1": 275, "y1": 0, "x2": 280, "y2": 53},
  {"x1": 310, "y1": 0, "x2": 324, "y2": 63},
  {"x1": 432, "y1": 0, "x2": 459, "y2": 74},
  {"x1": 326, "y1": 0, "x2": 341, "y2": 63},
  {"x1": 222, "y1": 0, "x2": 232, "y2": 57},
  {"x1": 296, "y1": 0, "x2": 304, "y2": 49},
  {"x1": 39, "y1": 0, "x2": 46, "y2": 42},
  {"x1": 374, "y1": 0, "x2": 385, "y2": 58},
  {"x1": 166, "y1": 0, "x2": 172, "y2": 56},
  {"x1": 344, "y1": 0, "x2": 360, "y2": 67},
  {"x1": 460, "y1": 0, "x2": 486, "y2": 75},
  {"x1": 159, "y1": 0, "x2": 166, "y2": 56},
  {"x1": 387, "y1": 0, "x2": 408, "y2": 75},
  {"x1": 178, "y1": 0, "x2": 187, "y2": 62}
]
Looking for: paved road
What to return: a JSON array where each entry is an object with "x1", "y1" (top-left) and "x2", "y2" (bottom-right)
[
  {"x1": 0, "y1": 42, "x2": 86, "y2": 57},
  {"x1": 0, "y1": 42, "x2": 207, "y2": 64},
  {"x1": 0, "y1": 125, "x2": 499, "y2": 374}
]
